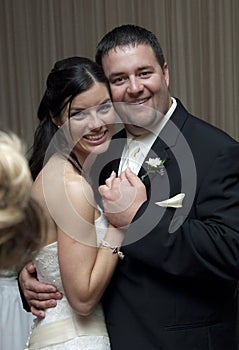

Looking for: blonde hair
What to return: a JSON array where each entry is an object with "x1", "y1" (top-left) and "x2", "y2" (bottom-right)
[{"x1": 0, "y1": 131, "x2": 46, "y2": 271}]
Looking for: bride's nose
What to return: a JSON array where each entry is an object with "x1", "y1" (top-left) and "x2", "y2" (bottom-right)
[{"x1": 88, "y1": 112, "x2": 104, "y2": 130}]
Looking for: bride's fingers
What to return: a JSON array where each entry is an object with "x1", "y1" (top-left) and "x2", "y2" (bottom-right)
[
  {"x1": 98, "y1": 184, "x2": 108, "y2": 197},
  {"x1": 125, "y1": 168, "x2": 144, "y2": 187},
  {"x1": 99, "y1": 178, "x2": 121, "y2": 200},
  {"x1": 119, "y1": 170, "x2": 127, "y2": 181},
  {"x1": 105, "y1": 171, "x2": 116, "y2": 188},
  {"x1": 119, "y1": 170, "x2": 132, "y2": 187}
]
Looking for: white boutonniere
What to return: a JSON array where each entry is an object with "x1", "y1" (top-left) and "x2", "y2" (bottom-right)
[
  {"x1": 155, "y1": 193, "x2": 185, "y2": 208},
  {"x1": 141, "y1": 157, "x2": 166, "y2": 182}
]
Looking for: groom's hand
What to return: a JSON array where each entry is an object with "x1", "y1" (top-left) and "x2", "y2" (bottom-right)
[
  {"x1": 99, "y1": 168, "x2": 147, "y2": 228},
  {"x1": 19, "y1": 262, "x2": 63, "y2": 318}
]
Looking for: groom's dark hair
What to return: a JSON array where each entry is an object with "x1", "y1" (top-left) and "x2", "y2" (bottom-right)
[{"x1": 95, "y1": 24, "x2": 165, "y2": 69}]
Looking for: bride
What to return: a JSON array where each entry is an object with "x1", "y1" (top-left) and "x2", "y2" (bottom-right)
[{"x1": 25, "y1": 57, "x2": 145, "y2": 349}]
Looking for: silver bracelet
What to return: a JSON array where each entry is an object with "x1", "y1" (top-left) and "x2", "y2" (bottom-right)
[{"x1": 101, "y1": 240, "x2": 125, "y2": 260}]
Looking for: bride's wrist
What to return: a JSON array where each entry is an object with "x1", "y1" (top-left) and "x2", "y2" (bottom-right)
[{"x1": 100, "y1": 239, "x2": 124, "y2": 260}]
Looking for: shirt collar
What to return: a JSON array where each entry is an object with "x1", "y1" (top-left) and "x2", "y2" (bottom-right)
[{"x1": 125, "y1": 97, "x2": 177, "y2": 147}]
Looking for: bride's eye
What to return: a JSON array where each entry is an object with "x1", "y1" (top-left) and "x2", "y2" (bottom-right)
[
  {"x1": 98, "y1": 103, "x2": 112, "y2": 113},
  {"x1": 71, "y1": 111, "x2": 85, "y2": 120}
]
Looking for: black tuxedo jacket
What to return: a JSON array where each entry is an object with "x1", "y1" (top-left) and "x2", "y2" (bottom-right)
[{"x1": 92, "y1": 99, "x2": 239, "y2": 350}]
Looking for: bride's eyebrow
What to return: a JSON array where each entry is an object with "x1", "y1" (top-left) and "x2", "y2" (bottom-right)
[{"x1": 70, "y1": 106, "x2": 84, "y2": 113}]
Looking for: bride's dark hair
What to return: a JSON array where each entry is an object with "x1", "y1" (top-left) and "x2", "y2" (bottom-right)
[{"x1": 29, "y1": 57, "x2": 109, "y2": 180}]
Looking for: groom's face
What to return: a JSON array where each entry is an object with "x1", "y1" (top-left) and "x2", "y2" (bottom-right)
[{"x1": 101, "y1": 44, "x2": 171, "y2": 136}]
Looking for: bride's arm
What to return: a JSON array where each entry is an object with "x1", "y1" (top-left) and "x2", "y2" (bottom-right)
[{"x1": 57, "y1": 175, "x2": 124, "y2": 316}]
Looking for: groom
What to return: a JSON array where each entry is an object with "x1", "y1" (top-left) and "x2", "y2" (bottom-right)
[{"x1": 19, "y1": 25, "x2": 239, "y2": 350}]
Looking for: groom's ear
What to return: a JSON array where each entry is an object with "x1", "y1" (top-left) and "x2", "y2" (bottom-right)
[{"x1": 162, "y1": 62, "x2": 169, "y2": 87}]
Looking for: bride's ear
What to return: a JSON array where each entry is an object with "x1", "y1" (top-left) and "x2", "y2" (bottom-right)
[{"x1": 51, "y1": 116, "x2": 61, "y2": 128}]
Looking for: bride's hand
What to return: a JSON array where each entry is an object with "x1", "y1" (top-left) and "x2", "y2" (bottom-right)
[
  {"x1": 99, "y1": 168, "x2": 147, "y2": 228},
  {"x1": 104, "y1": 171, "x2": 116, "y2": 189}
]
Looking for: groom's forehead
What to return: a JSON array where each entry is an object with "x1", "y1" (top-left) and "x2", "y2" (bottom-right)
[{"x1": 102, "y1": 45, "x2": 158, "y2": 78}]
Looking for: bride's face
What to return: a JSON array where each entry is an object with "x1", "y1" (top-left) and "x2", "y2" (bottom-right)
[{"x1": 60, "y1": 82, "x2": 115, "y2": 163}]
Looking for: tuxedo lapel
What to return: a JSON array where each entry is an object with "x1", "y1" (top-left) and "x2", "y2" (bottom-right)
[
  {"x1": 139, "y1": 138, "x2": 170, "y2": 196},
  {"x1": 139, "y1": 100, "x2": 189, "y2": 201},
  {"x1": 139, "y1": 98, "x2": 188, "y2": 176}
]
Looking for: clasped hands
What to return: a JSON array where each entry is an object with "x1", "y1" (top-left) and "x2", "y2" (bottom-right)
[{"x1": 99, "y1": 168, "x2": 147, "y2": 228}]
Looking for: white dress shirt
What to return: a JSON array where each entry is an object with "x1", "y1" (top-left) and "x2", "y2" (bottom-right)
[{"x1": 118, "y1": 98, "x2": 177, "y2": 175}]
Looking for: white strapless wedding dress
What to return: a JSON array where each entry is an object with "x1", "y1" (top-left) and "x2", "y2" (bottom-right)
[{"x1": 26, "y1": 210, "x2": 110, "y2": 350}]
